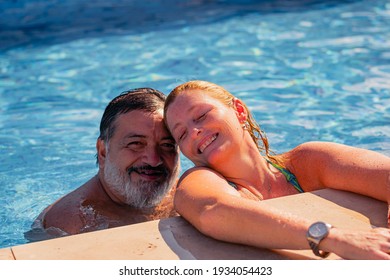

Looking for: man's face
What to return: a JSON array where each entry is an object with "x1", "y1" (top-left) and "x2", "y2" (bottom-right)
[{"x1": 98, "y1": 109, "x2": 179, "y2": 208}]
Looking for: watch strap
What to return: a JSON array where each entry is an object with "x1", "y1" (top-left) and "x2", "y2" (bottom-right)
[{"x1": 308, "y1": 240, "x2": 330, "y2": 258}]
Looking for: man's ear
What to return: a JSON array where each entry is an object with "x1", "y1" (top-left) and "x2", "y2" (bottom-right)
[
  {"x1": 233, "y1": 98, "x2": 248, "y2": 124},
  {"x1": 96, "y1": 138, "x2": 107, "y2": 168}
]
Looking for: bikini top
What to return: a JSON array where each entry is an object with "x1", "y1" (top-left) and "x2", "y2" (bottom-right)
[
  {"x1": 266, "y1": 159, "x2": 304, "y2": 193},
  {"x1": 228, "y1": 159, "x2": 304, "y2": 194}
]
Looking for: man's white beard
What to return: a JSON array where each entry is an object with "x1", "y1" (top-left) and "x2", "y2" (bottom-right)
[{"x1": 103, "y1": 157, "x2": 174, "y2": 208}]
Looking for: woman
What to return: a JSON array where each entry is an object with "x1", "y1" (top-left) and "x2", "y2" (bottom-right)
[{"x1": 164, "y1": 80, "x2": 390, "y2": 260}]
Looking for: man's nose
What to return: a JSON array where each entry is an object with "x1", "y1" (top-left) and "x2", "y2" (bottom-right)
[{"x1": 143, "y1": 146, "x2": 163, "y2": 167}]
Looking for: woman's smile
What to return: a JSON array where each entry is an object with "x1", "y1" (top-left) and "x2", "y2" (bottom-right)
[{"x1": 198, "y1": 133, "x2": 218, "y2": 154}]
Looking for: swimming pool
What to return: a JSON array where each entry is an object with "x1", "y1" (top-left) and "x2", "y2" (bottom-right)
[{"x1": 0, "y1": 0, "x2": 389, "y2": 249}]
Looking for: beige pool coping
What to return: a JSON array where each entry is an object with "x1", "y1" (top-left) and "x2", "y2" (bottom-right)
[{"x1": 0, "y1": 189, "x2": 387, "y2": 260}]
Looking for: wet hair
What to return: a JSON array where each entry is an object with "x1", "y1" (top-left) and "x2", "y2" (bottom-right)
[
  {"x1": 164, "y1": 80, "x2": 283, "y2": 166},
  {"x1": 99, "y1": 88, "x2": 166, "y2": 143}
]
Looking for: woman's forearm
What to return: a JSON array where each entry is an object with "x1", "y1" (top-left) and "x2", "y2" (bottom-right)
[
  {"x1": 180, "y1": 192, "x2": 312, "y2": 249},
  {"x1": 177, "y1": 192, "x2": 390, "y2": 259}
]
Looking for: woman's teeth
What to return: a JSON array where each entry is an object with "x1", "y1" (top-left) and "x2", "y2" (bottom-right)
[{"x1": 199, "y1": 134, "x2": 217, "y2": 153}]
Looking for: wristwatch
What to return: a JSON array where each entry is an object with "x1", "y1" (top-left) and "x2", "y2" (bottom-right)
[{"x1": 306, "y1": 221, "x2": 332, "y2": 258}]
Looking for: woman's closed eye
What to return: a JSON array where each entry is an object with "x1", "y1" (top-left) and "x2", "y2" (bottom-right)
[
  {"x1": 176, "y1": 111, "x2": 209, "y2": 142},
  {"x1": 195, "y1": 111, "x2": 208, "y2": 122},
  {"x1": 178, "y1": 129, "x2": 187, "y2": 141}
]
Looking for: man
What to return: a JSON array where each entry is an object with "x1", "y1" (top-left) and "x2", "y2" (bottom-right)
[{"x1": 26, "y1": 88, "x2": 180, "y2": 241}]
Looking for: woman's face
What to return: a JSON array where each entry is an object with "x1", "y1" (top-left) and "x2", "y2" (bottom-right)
[{"x1": 165, "y1": 90, "x2": 245, "y2": 168}]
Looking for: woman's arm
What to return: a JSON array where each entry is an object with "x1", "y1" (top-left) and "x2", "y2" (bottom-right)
[
  {"x1": 174, "y1": 167, "x2": 390, "y2": 259},
  {"x1": 290, "y1": 142, "x2": 390, "y2": 202},
  {"x1": 175, "y1": 167, "x2": 311, "y2": 249}
]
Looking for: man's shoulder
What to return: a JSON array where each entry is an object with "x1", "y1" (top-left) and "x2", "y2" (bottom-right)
[
  {"x1": 47, "y1": 180, "x2": 94, "y2": 212},
  {"x1": 41, "y1": 192, "x2": 83, "y2": 234},
  {"x1": 40, "y1": 177, "x2": 100, "y2": 233}
]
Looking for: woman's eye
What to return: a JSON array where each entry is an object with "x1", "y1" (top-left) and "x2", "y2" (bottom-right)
[
  {"x1": 179, "y1": 131, "x2": 186, "y2": 141},
  {"x1": 196, "y1": 112, "x2": 206, "y2": 121}
]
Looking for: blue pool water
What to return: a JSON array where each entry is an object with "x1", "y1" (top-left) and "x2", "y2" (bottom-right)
[{"x1": 0, "y1": 0, "x2": 389, "y2": 249}]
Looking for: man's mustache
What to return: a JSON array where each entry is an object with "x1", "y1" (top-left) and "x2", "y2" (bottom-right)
[{"x1": 127, "y1": 165, "x2": 169, "y2": 176}]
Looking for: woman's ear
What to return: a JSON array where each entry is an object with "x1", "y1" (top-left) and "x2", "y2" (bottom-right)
[
  {"x1": 96, "y1": 138, "x2": 107, "y2": 169},
  {"x1": 233, "y1": 98, "x2": 248, "y2": 124}
]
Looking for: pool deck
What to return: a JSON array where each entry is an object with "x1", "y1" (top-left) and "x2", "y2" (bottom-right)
[{"x1": 0, "y1": 189, "x2": 388, "y2": 260}]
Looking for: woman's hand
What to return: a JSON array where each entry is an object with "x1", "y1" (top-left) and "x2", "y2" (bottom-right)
[{"x1": 327, "y1": 227, "x2": 390, "y2": 260}]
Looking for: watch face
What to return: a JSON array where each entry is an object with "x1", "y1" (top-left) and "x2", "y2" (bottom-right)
[{"x1": 310, "y1": 222, "x2": 328, "y2": 238}]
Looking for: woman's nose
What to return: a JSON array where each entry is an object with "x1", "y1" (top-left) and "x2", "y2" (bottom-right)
[{"x1": 190, "y1": 127, "x2": 201, "y2": 139}]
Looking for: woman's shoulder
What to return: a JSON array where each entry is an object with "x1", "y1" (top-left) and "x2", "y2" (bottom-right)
[
  {"x1": 285, "y1": 141, "x2": 356, "y2": 169},
  {"x1": 287, "y1": 141, "x2": 351, "y2": 159},
  {"x1": 283, "y1": 141, "x2": 350, "y2": 190},
  {"x1": 178, "y1": 166, "x2": 227, "y2": 184},
  {"x1": 292, "y1": 141, "x2": 343, "y2": 151},
  {"x1": 176, "y1": 166, "x2": 240, "y2": 196}
]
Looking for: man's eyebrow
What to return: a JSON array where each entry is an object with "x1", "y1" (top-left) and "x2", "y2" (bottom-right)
[
  {"x1": 123, "y1": 133, "x2": 174, "y2": 142},
  {"x1": 162, "y1": 135, "x2": 175, "y2": 142},
  {"x1": 123, "y1": 133, "x2": 146, "y2": 139}
]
